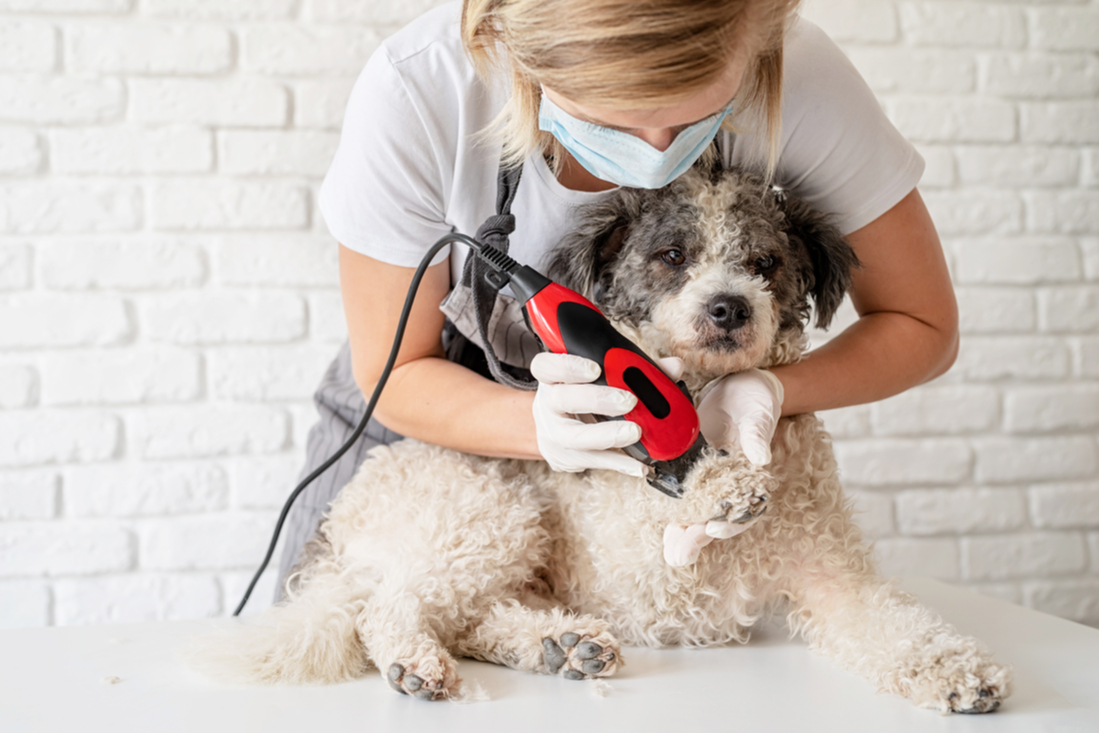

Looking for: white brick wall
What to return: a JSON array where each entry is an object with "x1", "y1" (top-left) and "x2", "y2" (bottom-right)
[
  {"x1": 0, "y1": 0, "x2": 1096, "y2": 630},
  {"x1": 805, "y1": 0, "x2": 1098, "y2": 627}
]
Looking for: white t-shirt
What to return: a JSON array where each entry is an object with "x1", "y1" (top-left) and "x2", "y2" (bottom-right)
[
  {"x1": 318, "y1": 1, "x2": 924, "y2": 367},
  {"x1": 320, "y1": 1, "x2": 922, "y2": 269}
]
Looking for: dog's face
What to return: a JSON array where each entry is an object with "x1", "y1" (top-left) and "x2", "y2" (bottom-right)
[{"x1": 545, "y1": 168, "x2": 859, "y2": 388}]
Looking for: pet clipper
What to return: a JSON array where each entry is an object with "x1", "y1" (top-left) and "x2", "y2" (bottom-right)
[{"x1": 474, "y1": 242, "x2": 707, "y2": 498}]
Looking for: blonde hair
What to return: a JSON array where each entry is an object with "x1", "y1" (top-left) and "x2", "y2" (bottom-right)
[{"x1": 462, "y1": 0, "x2": 802, "y2": 181}]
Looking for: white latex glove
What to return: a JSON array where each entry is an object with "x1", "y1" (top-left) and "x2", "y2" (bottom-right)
[
  {"x1": 663, "y1": 521, "x2": 755, "y2": 566},
  {"x1": 695, "y1": 368, "x2": 784, "y2": 466},
  {"x1": 530, "y1": 353, "x2": 685, "y2": 478},
  {"x1": 661, "y1": 365, "x2": 776, "y2": 567},
  {"x1": 663, "y1": 523, "x2": 714, "y2": 566},
  {"x1": 531, "y1": 352, "x2": 646, "y2": 477}
]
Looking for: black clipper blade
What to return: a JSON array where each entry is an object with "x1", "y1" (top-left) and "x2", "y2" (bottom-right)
[{"x1": 625, "y1": 433, "x2": 709, "y2": 499}]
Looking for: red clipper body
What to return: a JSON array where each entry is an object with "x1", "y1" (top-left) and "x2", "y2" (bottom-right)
[{"x1": 507, "y1": 266, "x2": 706, "y2": 497}]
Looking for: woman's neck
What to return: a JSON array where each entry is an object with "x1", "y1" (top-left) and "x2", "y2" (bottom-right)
[{"x1": 552, "y1": 151, "x2": 618, "y2": 193}]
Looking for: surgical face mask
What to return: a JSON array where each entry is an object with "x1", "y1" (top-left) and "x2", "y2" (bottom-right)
[{"x1": 537, "y1": 94, "x2": 732, "y2": 189}]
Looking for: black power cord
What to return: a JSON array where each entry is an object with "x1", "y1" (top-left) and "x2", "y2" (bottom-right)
[{"x1": 233, "y1": 232, "x2": 491, "y2": 616}]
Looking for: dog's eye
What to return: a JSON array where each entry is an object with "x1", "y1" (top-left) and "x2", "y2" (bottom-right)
[
  {"x1": 754, "y1": 254, "x2": 778, "y2": 273},
  {"x1": 660, "y1": 249, "x2": 686, "y2": 266}
]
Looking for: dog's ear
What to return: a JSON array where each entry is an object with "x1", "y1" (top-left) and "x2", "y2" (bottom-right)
[
  {"x1": 544, "y1": 196, "x2": 634, "y2": 304},
  {"x1": 775, "y1": 190, "x2": 861, "y2": 330},
  {"x1": 691, "y1": 140, "x2": 725, "y2": 184}
]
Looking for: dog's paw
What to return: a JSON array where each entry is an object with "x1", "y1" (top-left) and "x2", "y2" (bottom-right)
[
  {"x1": 907, "y1": 654, "x2": 1011, "y2": 714},
  {"x1": 386, "y1": 656, "x2": 459, "y2": 701},
  {"x1": 947, "y1": 686, "x2": 1003, "y2": 714},
  {"x1": 680, "y1": 446, "x2": 776, "y2": 529},
  {"x1": 720, "y1": 492, "x2": 767, "y2": 524},
  {"x1": 709, "y1": 470, "x2": 771, "y2": 528},
  {"x1": 541, "y1": 631, "x2": 621, "y2": 680},
  {"x1": 940, "y1": 662, "x2": 1011, "y2": 714}
]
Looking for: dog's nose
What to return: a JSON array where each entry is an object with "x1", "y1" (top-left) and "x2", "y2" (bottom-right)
[{"x1": 706, "y1": 294, "x2": 752, "y2": 332}]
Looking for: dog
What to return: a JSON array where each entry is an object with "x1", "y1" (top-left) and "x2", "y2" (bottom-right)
[{"x1": 193, "y1": 167, "x2": 1011, "y2": 713}]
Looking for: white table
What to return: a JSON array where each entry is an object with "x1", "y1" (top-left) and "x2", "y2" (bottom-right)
[{"x1": 2, "y1": 578, "x2": 1095, "y2": 733}]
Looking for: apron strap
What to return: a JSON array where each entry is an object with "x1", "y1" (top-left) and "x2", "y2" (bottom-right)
[{"x1": 460, "y1": 162, "x2": 539, "y2": 391}]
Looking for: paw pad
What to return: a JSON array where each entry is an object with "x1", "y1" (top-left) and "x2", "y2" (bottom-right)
[
  {"x1": 387, "y1": 661, "x2": 450, "y2": 701},
  {"x1": 541, "y1": 633, "x2": 619, "y2": 680}
]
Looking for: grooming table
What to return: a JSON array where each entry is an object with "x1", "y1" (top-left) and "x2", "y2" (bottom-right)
[{"x1": 1, "y1": 578, "x2": 1095, "y2": 733}]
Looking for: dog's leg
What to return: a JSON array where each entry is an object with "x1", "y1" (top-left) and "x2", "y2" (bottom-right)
[
  {"x1": 786, "y1": 572, "x2": 1012, "y2": 714},
  {"x1": 457, "y1": 599, "x2": 622, "y2": 680},
  {"x1": 356, "y1": 589, "x2": 460, "y2": 701},
  {"x1": 763, "y1": 415, "x2": 1011, "y2": 713}
]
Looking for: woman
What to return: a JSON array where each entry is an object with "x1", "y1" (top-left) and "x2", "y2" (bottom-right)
[{"x1": 275, "y1": 0, "x2": 957, "y2": 593}]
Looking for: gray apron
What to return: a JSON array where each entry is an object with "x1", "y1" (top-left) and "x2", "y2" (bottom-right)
[{"x1": 274, "y1": 162, "x2": 539, "y2": 599}]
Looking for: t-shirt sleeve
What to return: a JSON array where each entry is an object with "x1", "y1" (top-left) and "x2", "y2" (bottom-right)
[
  {"x1": 318, "y1": 46, "x2": 454, "y2": 267},
  {"x1": 772, "y1": 19, "x2": 925, "y2": 236}
]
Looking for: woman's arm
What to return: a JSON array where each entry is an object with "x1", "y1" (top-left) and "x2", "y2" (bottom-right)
[
  {"x1": 770, "y1": 188, "x2": 958, "y2": 416},
  {"x1": 339, "y1": 244, "x2": 542, "y2": 459}
]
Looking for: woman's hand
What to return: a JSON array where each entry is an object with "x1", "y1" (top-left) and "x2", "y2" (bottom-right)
[
  {"x1": 663, "y1": 520, "x2": 755, "y2": 566},
  {"x1": 530, "y1": 353, "x2": 690, "y2": 477},
  {"x1": 662, "y1": 367, "x2": 781, "y2": 566},
  {"x1": 696, "y1": 368, "x2": 784, "y2": 466},
  {"x1": 531, "y1": 352, "x2": 649, "y2": 477}
]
